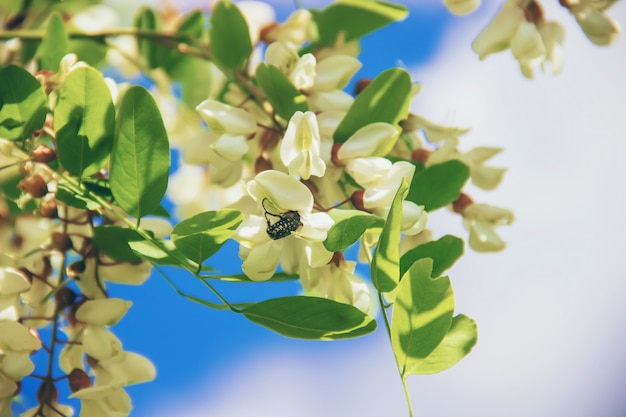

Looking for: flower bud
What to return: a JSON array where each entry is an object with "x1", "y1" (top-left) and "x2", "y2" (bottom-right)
[
  {"x1": 452, "y1": 193, "x2": 474, "y2": 214},
  {"x1": 55, "y1": 287, "x2": 77, "y2": 310},
  {"x1": 39, "y1": 197, "x2": 58, "y2": 218},
  {"x1": 68, "y1": 368, "x2": 92, "y2": 393},
  {"x1": 354, "y1": 78, "x2": 372, "y2": 95},
  {"x1": 36, "y1": 381, "x2": 58, "y2": 404},
  {"x1": 350, "y1": 190, "x2": 367, "y2": 212},
  {"x1": 31, "y1": 144, "x2": 57, "y2": 163},
  {"x1": 331, "y1": 143, "x2": 344, "y2": 167},
  {"x1": 50, "y1": 232, "x2": 73, "y2": 252},
  {"x1": 67, "y1": 260, "x2": 86, "y2": 277},
  {"x1": 18, "y1": 174, "x2": 48, "y2": 198},
  {"x1": 524, "y1": 1, "x2": 543, "y2": 23},
  {"x1": 254, "y1": 155, "x2": 273, "y2": 173},
  {"x1": 411, "y1": 148, "x2": 431, "y2": 164}
]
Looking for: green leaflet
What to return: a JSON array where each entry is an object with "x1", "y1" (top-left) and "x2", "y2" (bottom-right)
[
  {"x1": 209, "y1": 0, "x2": 252, "y2": 70},
  {"x1": 407, "y1": 314, "x2": 478, "y2": 375},
  {"x1": 371, "y1": 178, "x2": 408, "y2": 292},
  {"x1": 333, "y1": 68, "x2": 411, "y2": 150},
  {"x1": 110, "y1": 86, "x2": 170, "y2": 219},
  {"x1": 255, "y1": 63, "x2": 308, "y2": 121},
  {"x1": 242, "y1": 296, "x2": 376, "y2": 340},
  {"x1": 406, "y1": 160, "x2": 470, "y2": 211},
  {"x1": 38, "y1": 13, "x2": 68, "y2": 71},
  {"x1": 0, "y1": 65, "x2": 47, "y2": 141},
  {"x1": 93, "y1": 226, "x2": 145, "y2": 263},
  {"x1": 171, "y1": 209, "x2": 243, "y2": 264},
  {"x1": 54, "y1": 66, "x2": 115, "y2": 177},
  {"x1": 391, "y1": 258, "x2": 455, "y2": 376},
  {"x1": 400, "y1": 235, "x2": 464, "y2": 278},
  {"x1": 324, "y1": 209, "x2": 384, "y2": 252},
  {"x1": 312, "y1": 0, "x2": 408, "y2": 46}
]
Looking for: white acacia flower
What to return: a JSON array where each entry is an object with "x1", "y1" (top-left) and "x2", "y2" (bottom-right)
[
  {"x1": 262, "y1": 9, "x2": 313, "y2": 47},
  {"x1": 265, "y1": 42, "x2": 317, "y2": 91},
  {"x1": 0, "y1": 268, "x2": 30, "y2": 322},
  {"x1": 462, "y1": 203, "x2": 514, "y2": 252},
  {"x1": 472, "y1": 0, "x2": 564, "y2": 78},
  {"x1": 21, "y1": 401, "x2": 74, "y2": 417},
  {"x1": 401, "y1": 114, "x2": 470, "y2": 145},
  {"x1": 567, "y1": 0, "x2": 620, "y2": 46},
  {"x1": 234, "y1": 170, "x2": 334, "y2": 281},
  {"x1": 280, "y1": 111, "x2": 326, "y2": 179},
  {"x1": 301, "y1": 259, "x2": 372, "y2": 313},
  {"x1": 196, "y1": 99, "x2": 257, "y2": 136},
  {"x1": 0, "y1": 321, "x2": 41, "y2": 381},
  {"x1": 75, "y1": 298, "x2": 131, "y2": 361},
  {"x1": 336, "y1": 122, "x2": 398, "y2": 161}
]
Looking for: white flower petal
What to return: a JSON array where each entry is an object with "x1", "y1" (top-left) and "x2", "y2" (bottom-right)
[
  {"x1": 247, "y1": 170, "x2": 313, "y2": 213},
  {"x1": 82, "y1": 326, "x2": 123, "y2": 361},
  {"x1": 75, "y1": 298, "x2": 132, "y2": 326},
  {"x1": 196, "y1": 99, "x2": 257, "y2": 135},
  {"x1": 314, "y1": 55, "x2": 361, "y2": 91},
  {"x1": 212, "y1": 134, "x2": 249, "y2": 162},
  {"x1": 338, "y1": 123, "x2": 398, "y2": 160},
  {"x1": 241, "y1": 240, "x2": 283, "y2": 281}
]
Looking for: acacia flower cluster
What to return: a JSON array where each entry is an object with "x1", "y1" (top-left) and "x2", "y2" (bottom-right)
[{"x1": 0, "y1": 0, "x2": 620, "y2": 416}]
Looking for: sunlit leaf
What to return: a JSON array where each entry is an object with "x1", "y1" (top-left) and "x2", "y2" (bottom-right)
[
  {"x1": 371, "y1": 178, "x2": 408, "y2": 292},
  {"x1": 391, "y1": 258, "x2": 455, "y2": 377},
  {"x1": 324, "y1": 209, "x2": 383, "y2": 252},
  {"x1": 54, "y1": 67, "x2": 115, "y2": 176},
  {"x1": 0, "y1": 65, "x2": 47, "y2": 141},
  {"x1": 209, "y1": 0, "x2": 252, "y2": 70},
  {"x1": 400, "y1": 235, "x2": 464, "y2": 278},
  {"x1": 38, "y1": 13, "x2": 68, "y2": 71},
  {"x1": 110, "y1": 86, "x2": 169, "y2": 219},
  {"x1": 172, "y1": 209, "x2": 243, "y2": 264},
  {"x1": 93, "y1": 226, "x2": 145, "y2": 263},
  {"x1": 243, "y1": 296, "x2": 376, "y2": 340},
  {"x1": 333, "y1": 68, "x2": 411, "y2": 150},
  {"x1": 313, "y1": 0, "x2": 408, "y2": 46},
  {"x1": 407, "y1": 314, "x2": 478, "y2": 375},
  {"x1": 406, "y1": 161, "x2": 470, "y2": 211},
  {"x1": 255, "y1": 63, "x2": 308, "y2": 120}
]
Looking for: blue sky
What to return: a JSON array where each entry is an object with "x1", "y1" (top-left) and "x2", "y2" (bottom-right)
[{"x1": 16, "y1": 1, "x2": 626, "y2": 416}]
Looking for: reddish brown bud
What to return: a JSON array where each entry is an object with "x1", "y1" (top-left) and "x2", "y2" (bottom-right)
[
  {"x1": 452, "y1": 193, "x2": 474, "y2": 215},
  {"x1": 67, "y1": 260, "x2": 86, "y2": 278},
  {"x1": 50, "y1": 232, "x2": 73, "y2": 252},
  {"x1": 259, "y1": 129, "x2": 281, "y2": 151},
  {"x1": 524, "y1": 1, "x2": 543, "y2": 23},
  {"x1": 19, "y1": 174, "x2": 48, "y2": 198},
  {"x1": 399, "y1": 114, "x2": 420, "y2": 133},
  {"x1": 330, "y1": 251, "x2": 344, "y2": 267},
  {"x1": 259, "y1": 22, "x2": 280, "y2": 43},
  {"x1": 254, "y1": 155, "x2": 273, "y2": 173},
  {"x1": 354, "y1": 78, "x2": 372, "y2": 95},
  {"x1": 55, "y1": 287, "x2": 77, "y2": 310},
  {"x1": 39, "y1": 198, "x2": 58, "y2": 218},
  {"x1": 31, "y1": 144, "x2": 57, "y2": 163},
  {"x1": 68, "y1": 368, "x2": 92, "y2": 393},
  {"x1": 411, "y1": 148, "x2": 431, "y2": 164},
  {"x1": 36, "y1": 381, "x2": 58, "y2": 404},
  {"x1": 350, "y1": 190, "x2": 367, "y2": 212},
  {"x1": 331, "y1": 143, "x2": 344, "y2": 167}
]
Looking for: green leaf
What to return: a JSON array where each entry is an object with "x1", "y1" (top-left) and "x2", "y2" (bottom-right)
[
  {"x1": 407, "y1": 314, "x2": 478, "y2": 375},
  {"x1": 391, "y1": 258, "x2": 455, "y2": 376},
  {"x1": 93, "y1": 226, "x2": 145, "y2": 263},
  {"x1": 68, "y1": 38, "x2": 108, "y2": 67},
  {"x1": 38, "y1": 13, "x2": 68, "y2": 71},
  {"x1": 54, "y1": 66, "x2": 115, "y2": 176},
  {"x1": 255, "y1": 63, "x2": 308, "y2": 120},
  {"x1": 178, "y1": 9, "x2": 206, "y2": 40},
  {"x1": 324, "y1": 209, "x2": 383, "y2": 252},
  {"x1": 371, "y1": 178, "x2": 408, "y2": 292},
  {"x1": 313, "y1": 0, "x2": 408, "y2": 46},
  {"x1": 55, "y1": 183, "x2": 101, "y2": 211},
  {"x1": 110, "y1": 86, "x2": 170, "y2": 219},
  {"x1": 209, "y1": 0, "x2": 252, "y2": 70},
  {"x1": 400, "y1": 235, "x2": 464, "y2": 278},
  {"x1": 202, "y1": 272, "x2": 299, "y2": 282},
  {"x1": 134, "y1": 7, "x2": 167, "y2": 69},
  {"x1": 242, "y1": 296, "x2": 376, "y2": 340},
  {"x1": 171, "y1": 209, "x2": 243, "y2": 264},
  {"x1": 0, "y1": 65, "x2": 47, "y2": 141},
  {"x1": 129, "y1": 239, "x2": 190, "y2": 268},
  {"x1": 406, "y1": 160, "x2": 470, "y2": 212},
  {"x1": 333, "y1": 68, "x2": 411, "y2": 148}
]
